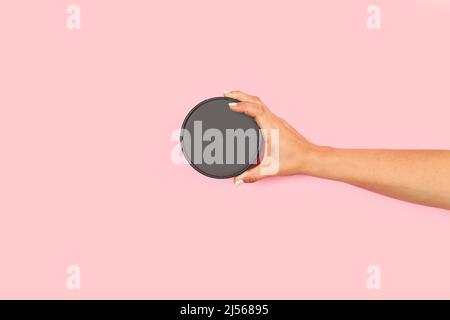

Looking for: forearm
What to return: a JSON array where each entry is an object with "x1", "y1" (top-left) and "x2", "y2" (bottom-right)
[{"x1": 303, "y1": 147, "x2": 450, "y2": 210}]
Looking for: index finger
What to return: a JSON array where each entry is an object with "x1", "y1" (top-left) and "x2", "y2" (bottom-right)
[{"x1": 223, "y1": 90, "x2": 262, "y2": 104}]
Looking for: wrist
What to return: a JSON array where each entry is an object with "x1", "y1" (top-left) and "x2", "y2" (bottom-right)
[{"x1": 299, "y1": 144, "x2": 336, "y2": 177}]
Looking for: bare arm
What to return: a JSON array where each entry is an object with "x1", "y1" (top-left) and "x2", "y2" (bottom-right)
[
  {"x1": 305, "y1": 148, "x2": 450, "y2": 210},
  {"x1": 224, "y1": 90, "x2": 450, "y2": 210}
]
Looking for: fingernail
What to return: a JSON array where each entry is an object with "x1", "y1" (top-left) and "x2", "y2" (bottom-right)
[
  {"x1": 234, "y1": 179, "x2": 244, "y2": 186},
  {"x1": 228, "y1": 102, "x2": 237, "y2": 108},
  {"x1": 223, "y1": 90, "x2": 232, "y2": 96}
]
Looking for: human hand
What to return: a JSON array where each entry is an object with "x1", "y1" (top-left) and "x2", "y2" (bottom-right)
[
  {"x1": 224, "y1": 90, "x2": 319, "y2": 185},
  {"x1": 224, "y1": 91, "x2": 450, "y2": 210}
]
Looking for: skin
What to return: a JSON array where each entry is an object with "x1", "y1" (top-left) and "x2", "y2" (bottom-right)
[{"x1": 224, "y1": 90, "x2": 450, "y2": 211}]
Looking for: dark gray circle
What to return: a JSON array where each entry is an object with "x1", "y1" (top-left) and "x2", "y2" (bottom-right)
[{"x1": 181, "y1": 97, "x2": 261, "y2": 179}]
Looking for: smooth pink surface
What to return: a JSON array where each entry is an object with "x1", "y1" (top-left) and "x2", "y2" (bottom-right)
[{"x1": 0, "y1": 0, "x2": 449, "y2": 299}]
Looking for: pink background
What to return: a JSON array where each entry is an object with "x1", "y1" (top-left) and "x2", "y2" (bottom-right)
[{"x1": 0, "y1": 0, "x2": 449, "y2": 299}]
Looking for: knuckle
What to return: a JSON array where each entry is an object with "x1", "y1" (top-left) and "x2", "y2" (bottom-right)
[{"x1": 256, "y1": 104, "x2": 266, "y2": 116}]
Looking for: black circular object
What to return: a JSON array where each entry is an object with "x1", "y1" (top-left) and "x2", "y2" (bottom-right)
[{"x1": 181, "y1": 97, "x2": 261, "y2": 179}]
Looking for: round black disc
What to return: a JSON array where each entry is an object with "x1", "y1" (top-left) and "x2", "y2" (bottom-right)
[{"x1": 181, "y1": 97, "x2": 261, "y2": 179}]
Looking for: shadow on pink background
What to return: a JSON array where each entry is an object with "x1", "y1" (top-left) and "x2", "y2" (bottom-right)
[{"x1": 0, "y1": 0, "x2": 449, "y2": 298}]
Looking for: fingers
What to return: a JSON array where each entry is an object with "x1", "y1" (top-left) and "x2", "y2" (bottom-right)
[
  {"x1": 225, "y1": 90, "x2": 271, "y2": 185},
  {"x1": 233, "y1": 165, "x2": 266, "y2": 185},
  {"x1": 224, "y1": 90, "x2": 262, "y2": 104},
  {"x1": 228, "y1": 101, "x2": 264, "y2": 120}
]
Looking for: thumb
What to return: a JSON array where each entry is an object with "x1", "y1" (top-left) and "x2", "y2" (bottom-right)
[{"x1": 233, "y1": 165, "x2": 266, "y2": 185}]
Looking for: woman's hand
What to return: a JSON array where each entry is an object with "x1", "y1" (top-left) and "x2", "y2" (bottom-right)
[
  {"x1": 224, "y1": 90, "x2": 319, "y2": 184},
  {"x1": 225, "y1": 90, "x2": 450, "y2": 210}
]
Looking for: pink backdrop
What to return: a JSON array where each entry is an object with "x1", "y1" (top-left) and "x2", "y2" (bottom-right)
[{"x1": 0, "y1": 0, "x2": 449, "y2": 299}]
